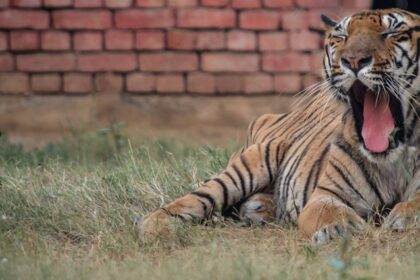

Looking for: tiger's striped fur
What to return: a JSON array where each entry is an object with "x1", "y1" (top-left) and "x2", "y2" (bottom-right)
[{"x1": 139, "y1": 9, "x2": 420, "y2": 244}]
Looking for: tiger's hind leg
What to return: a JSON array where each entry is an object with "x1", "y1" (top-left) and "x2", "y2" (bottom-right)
[{"x1": 139, "y1": 140, "x2": 285, "y2": 240}]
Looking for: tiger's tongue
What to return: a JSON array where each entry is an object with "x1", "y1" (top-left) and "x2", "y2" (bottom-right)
[{"x1": 361, "y1": 90, "x2": 395, "y2": 153}]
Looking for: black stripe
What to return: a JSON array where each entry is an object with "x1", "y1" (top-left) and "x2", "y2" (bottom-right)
[
  {"x1": 282, "y1": 155, "x2": 301, "y2": 203},
  {"x1": 252, "y1": 117, "x2": 270, "y2": 143},
  {"x1": 198, "y1": 200, "x2": 208, "y2": 218},
  {"x1": 317, "y1": 186, "x2": 355, "y2": 210},
  {"x1": 302, "y1": 146, "x2": 330, "y2": 207},
  {"x1": 325, "y1": 173, "x2": 346, "y2": 192},
  {"x1": 240, "y1": 154, "x2": 253, "y2": 194},
  {"x1": 259, "y1": 114, "x2": 289, "y2": 143},
  {"x1": 275, "y1": 142, "x2": 281, "y2": 166},
  {"x1": 223, "y1": 171, "x2": 240, "y2": 191},
  {"x1": 191, "y1": 191, "x2": 216, "y2": 210},
  {"x1": 232, "y1": 164, "x2": 246, "y2": 197},
  {"x1": 267, "y1": 113, "x2": 289, "y2": 128},
  {"x1": 265, "y1": 139, "x2": 275, "y2": 183},
  {"x1": 335, "y1": 141, "x2": 385, "y2": 205},
  {"x1": 283, "y1": 118, "x2": 336, "y2": 203},
  {"x1": 330, "y1": 160, "x2": 368, "y2": 203},
  {"x1": 213, "y1": 178, "x2": 229, "y2": 212},
  {"x1": 247, "y1": 119, "x2": 257, "y2": 146}
]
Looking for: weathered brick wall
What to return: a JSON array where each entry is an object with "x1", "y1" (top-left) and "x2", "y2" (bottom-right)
[{"x1": 0, "y1": 0, "x2": 371, "y2": 95}]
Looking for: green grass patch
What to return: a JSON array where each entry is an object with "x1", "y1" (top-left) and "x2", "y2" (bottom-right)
[{"x1": 0, "y1": 128, "x2": 419, "y2": 279}]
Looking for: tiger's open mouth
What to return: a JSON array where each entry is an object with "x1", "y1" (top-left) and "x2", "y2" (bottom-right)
[{"x1": 348, "y1": 80, "x2": 405, "y2": 154}]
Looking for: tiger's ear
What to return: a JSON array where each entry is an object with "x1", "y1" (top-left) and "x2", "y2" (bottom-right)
[{"x1": 321, "y1": 14, "x2": 337, "y2": 31}]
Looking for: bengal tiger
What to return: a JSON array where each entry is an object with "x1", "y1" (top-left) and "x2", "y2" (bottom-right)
[{"x1": 139, "y1": 8, "x2": 420, "y2": 245}]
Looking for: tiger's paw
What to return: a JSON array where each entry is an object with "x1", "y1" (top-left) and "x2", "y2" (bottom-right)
[
  {"x1": 384, "y1": 201, "x2": 419, "y2": 231},
  {"x1": 239, "y1": 193, "x2": 275, "y2": 225},
  {"x1": 135, "y1": 208, "x2": 174, "y2": 242},
  {"x1": 311, "y1": 219, "x2": 364, "y2": 246}
]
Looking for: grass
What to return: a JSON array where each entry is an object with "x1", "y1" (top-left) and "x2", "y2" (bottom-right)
[{"x1": 0, "y1": 126, "x2": 419, "y2": 280}]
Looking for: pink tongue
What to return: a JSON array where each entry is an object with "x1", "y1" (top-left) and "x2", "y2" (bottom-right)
[{"x1": 361, "y1": 91, "x2": 395, "y2": 153}]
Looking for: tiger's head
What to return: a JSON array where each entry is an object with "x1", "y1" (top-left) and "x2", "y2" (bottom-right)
[{"x1": 322, "y1": 9, "x2": 419, "y2": 162}]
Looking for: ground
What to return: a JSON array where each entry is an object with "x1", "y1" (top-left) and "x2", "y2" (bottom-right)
[{"x1": 0, "y1": 129, "x2": 419, "y2": 280}]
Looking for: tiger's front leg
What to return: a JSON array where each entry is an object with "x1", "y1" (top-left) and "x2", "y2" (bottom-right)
[
  {"x1": 298, "y1": 188, "x2": 365, "y2": 246},
  {"x1": 139, "y1": 140, "x2": 284, "y2": 240},
  {"x1": 384, "y1": 193, "x2": 420, "y2": 230},
  {"x1": 384, "y1": 164, "x2": 420, "y2": 230}
]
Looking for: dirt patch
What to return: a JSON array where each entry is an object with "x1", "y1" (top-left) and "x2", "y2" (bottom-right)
[{"x1": 0, "y1": 93, "x2": 294, "y2": 148}]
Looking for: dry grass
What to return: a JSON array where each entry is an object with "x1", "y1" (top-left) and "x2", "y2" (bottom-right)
[{"x1": 0, "y1": 128, "x2": 419, "y2": 280}]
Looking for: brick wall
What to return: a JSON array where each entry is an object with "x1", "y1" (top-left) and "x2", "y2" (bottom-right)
[{"x1": 0, "y1": 0, "x2": 371, "y2": 96}]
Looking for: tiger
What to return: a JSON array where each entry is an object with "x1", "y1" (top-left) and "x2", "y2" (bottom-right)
[{"x1": 139, "y1": 8, "x2": 420, "y2": 245}]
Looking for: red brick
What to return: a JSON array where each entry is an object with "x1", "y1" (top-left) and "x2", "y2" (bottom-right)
[
  {"x1": 157, "y1": 74, "x2": 184, "y2": 93},
  {"x1": 74, "y1": 0, "x2": 102, "y2": 7},
  {"x1": 290, "y1": 31, "x2": 320, "y2": 51},
  {"x1": 202, "y1": 53, "x2": 259, "y2": 72},
  {"x1": 105, "y1": 30, "x2": 134, "y2": 50},
  {"x1": 115, "y1": 9, "x2": 174, "y2": 29},
  {"x1": 282, "y1": 11, "x2": 309, "y2": 30},
  {"x1": 232, "y1": 0, "x2": 261, "y2": 9},
  {"x1": 167, "y1": 30, "x2": 196, "y2": 50},
  {"x1": 354, "y1": 0, "x2": 371, "y2": 9},
  {"x1": 240, "y1": 10, "x2": 280, "y2": 30},
  {"x1": 244, "y1": 74, "x2": 273, "y2": 94},
  {"x1": 17, "y1": 53, "x2": 76, "y2": 72},
  {"x1": 140, "y1": 53, "x2": 198, "y2": 72},
  {"x1": 274, "y1": 74, "x2": 301, "y2": 93},
  {"x1": 64, "y1": 73, "x2": 92, "y2": 93},
  {"x1": 0, "y1": 0, "x2": 9, "y2": 8},
  {"x1": 0, "y1": 73, "x2": 28, "y2": 94},
  {"x1": 44, "y1": 0, "x2": 72, "y2": 7},
  {"x1": 31, "y1": 74, "x2": 61, "y2": 92},
  {"x1": 105, "y1": 0, "x2": 132, "y2": 8},
  {"x1": 302, "y1": 74, "x2": 321, "y2": 89},
  {"x1": 263, "y1": 53, "x2": 310, "y2": 72},
  {"x1": 126, "y1": 73, "x2": 156, "y2": 93},
  {"x1": 215, "y1": 75, "x2": 244, "y2": 93},
  {"x1": 0, "y1": 10, "x2": 49, "y2": 29},
  {"x1": 196, "y1": 31, "x2": 224, "y2": 50},
  {"x1": 227, "y1": 31, "x2": 256, "y2": 51},
  {"x1": 53, "y1": 11, "x2": 111, "y2": 30},
  {"x1": 0, "y1": 32, "x2": 7, "y2": 51},
  {"x1": 187, "y1": 73, "x2": 215, "y2": 94},
  {"x1": 10, "y1": 31, "x2": 39, "y2": 50},
  {"x1": 168, "y1": 0, "x2": 197, "y2": 7},
  {"x1": 0, "y1": 54, "x2": 14, "y2": 71},
  {"x1": 41, "y1": 31, "x2": 70, "y2": 50},
  {"x1": 296, "y1": 0, "x2": 339, "y2": 8},
  {"x1": 342, "y1": 0, "x2": 370, "y2": 8},
  {"x1": 136, "y1": 31, "x2": 164, "y2": 50},
  {"x1": 202, "y1": 0, "x2": 229, "y2": 7},
  {"x1": 73, "y1": 32, "x2": 102, "y2": 51},
  {"x1": 308, "y1": 9, "x2": 334, "y2": 29},
  {"x1": 259, "y1": 32, "x2": 288, "y2": 51},
  {"x1": 11, "y1": 0, "x2": 41, "y2": 7},
  {"x1": 78, "y1": 53, "x2": 137, "y2": 72},
  {"x1": 310, "y1": 51, "x2": 324, "y2": 76},
  {"x1": 177, "y1": 8, "x2": 235, "y2": 28},
  {"x1": 263, "y1": 0, "x2": 294, "y2": 8},
  {"x1": 136, "y1": 0, "x2": 164, "y2": 7},
  {"x1": 95, "y1": 73, "x2": 123, "y2": 92}
]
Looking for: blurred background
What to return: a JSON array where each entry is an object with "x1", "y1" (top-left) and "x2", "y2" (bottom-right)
[{"x1": 0, "y1": 0, "x2": 417, "y2": 149}]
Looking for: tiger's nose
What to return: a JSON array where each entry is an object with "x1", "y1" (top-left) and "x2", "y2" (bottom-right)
[{"x1": 341, "y1": 55, "x2": 372, "y2": 74}]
